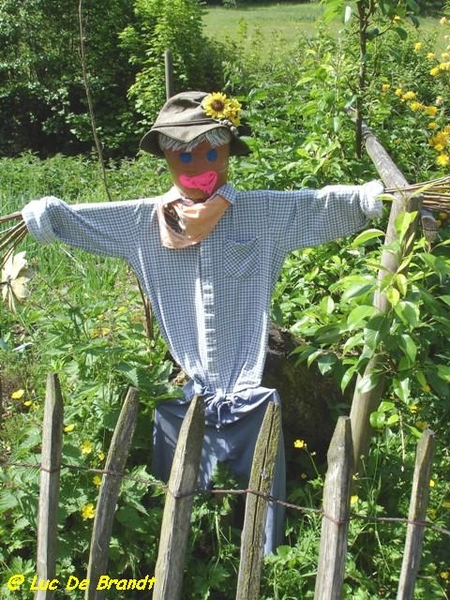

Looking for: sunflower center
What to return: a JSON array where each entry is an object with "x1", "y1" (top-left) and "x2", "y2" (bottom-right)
[{"x1": 211, "y1": 99, "x2": 225, "y2": 112}]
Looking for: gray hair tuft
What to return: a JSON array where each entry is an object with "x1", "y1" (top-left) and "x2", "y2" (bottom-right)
[{"x1": 158, "y1": 128, "x2": 232, "y2": 152}]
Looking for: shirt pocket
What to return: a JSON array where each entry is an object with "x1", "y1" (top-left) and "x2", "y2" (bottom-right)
[{"x1": 224, "y1": 237, "x2": 260, "y2": 279}]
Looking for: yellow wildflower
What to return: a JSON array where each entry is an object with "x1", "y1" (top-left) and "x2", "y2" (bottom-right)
[
  {"x1": 421, "y1": 384, "x2": 432, "y2": 393},
  {"x1": 64, "y1": 424, "x2": 75, "y2": 433},
  {"x1": 294, "y1": 439, "x2": 307, "y2": 449},
  {"x1": 430, "y1": 131, "x2": 448, "y2": 150},
  {"x1": 442, "y1": 52, "x2": 450, "y2": 60},
  {"x1": 442, "y1": 501, "x2": 450, "y2": 509},
  {"x1": 81, "y1": 503, "x2": 96, "y2": 520},
  {"x1": 409, "y1": 404, "x2": 418, "y2": 413},
  {"x1": 427, "y1": 52, "x2": 436, "y2": 60},
  {"x1": 393, "y1": 15, "x2": 401, "y2": 22},
  {"x1": 81, "y1": 440, "x2": 92, "y2": 455},
  {"x1": 98, "y1": 451, "x2": 105, "y2": 462},
  {"x1": 350, "y1": 495, "x2": 359, "y2": 505},
  {"x1": 381, "y1": 83, "x2": 390, "y2": 92},
  {"x1": 402, "y1": 91, "x2": 416, "y2": 101},
  {"x1": 93, "y1": 475, "x2": 102, "y2": 486},
  {"x1": 440, "y1": 17, "x2": 448, "y2": 25},
  {"x1": 23, "y1": 400, "x2": 32, "y2": 407},
  {"x1": 91, "y1": 326, "x2": 111, "y2": 339},
  {"x1": 430, "y1": 66, "x2": 441, "y2": 76},
  {"x1": 409, "y1": 101, "x2": 422, "y2": 112},
  {"x1": 414, "y1": 42, "x2": 422, "y2": 52},
  {"x1": 440, "y1": 571, "x2": 450, "y2": 580},
  {"x1": 425, "y1": 106, "x2": 438, "y2": 117},
  {"x1": 436, "y1": 153, "x2": 450, "y2": 167},
  {"x1": 429, "y1": 479, "x2": 435, "y2": 488},
  {"x1": 394, "y1": 88, "x2": 403, "y2": 97},
  {"x1": 11, "y1": 389, "x2": 25, "y2": 399},
  {"x1": 428, "y1": 122, "x2": 438, "y2": 130}
]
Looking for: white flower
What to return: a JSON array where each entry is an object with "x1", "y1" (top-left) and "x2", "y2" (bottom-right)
[{"x1": 1, "y1": 251, "x2": 33, "y2": 312}]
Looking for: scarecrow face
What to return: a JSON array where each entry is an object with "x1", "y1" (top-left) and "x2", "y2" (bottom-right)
[{"x1": 163, "y1": 140, "x2": 230, "y2": 203}]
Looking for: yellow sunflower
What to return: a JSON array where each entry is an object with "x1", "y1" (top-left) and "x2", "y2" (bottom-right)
[
  {"x1": 202, "y1": 92, "x2": 241, "y2": 127},
  {"x1": 203, "y1": 92, "x2": 229, "y2": 120}
]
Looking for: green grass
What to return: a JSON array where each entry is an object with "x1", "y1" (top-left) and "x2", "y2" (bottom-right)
[
  {"x1": 204, "y1": 2, "x2": 448, "y2": 54},
  {"x1": 204, "y1": 2, "x2": 327, "y2": 49}
]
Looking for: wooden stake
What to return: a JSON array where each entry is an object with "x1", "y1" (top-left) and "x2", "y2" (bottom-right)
[
  {"x1": 397, "y1": 429, "x2": 435, "y2": 600},
  {"x1": 314, "y1": 417, "x2": 353, "y2": 600},
  {"x1": 236, "y1": 402, "x2": 281, "y2": 600},
  {"x1": 153, "y1": 395, "x2": 204, "y2": 600},
  {"x1": 85, "y1": 387, "x2": 139, "y2": 600},
  {"x1": 35, "y1": 374, "x2": 64, "y2": 600}
]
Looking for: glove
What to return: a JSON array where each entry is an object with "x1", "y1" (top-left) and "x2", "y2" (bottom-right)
[{"x1": 360, "y1": 180, "x2": 384, "y2": 218}]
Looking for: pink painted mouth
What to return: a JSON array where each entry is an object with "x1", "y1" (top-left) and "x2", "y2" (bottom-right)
[{"x1": 179, "y1": 171, "x2": 218, "y2": 196}]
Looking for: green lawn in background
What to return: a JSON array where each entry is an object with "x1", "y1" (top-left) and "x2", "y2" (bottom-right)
[{"x1": 204, "y1": 2, "x2": 447, "y2": 53}]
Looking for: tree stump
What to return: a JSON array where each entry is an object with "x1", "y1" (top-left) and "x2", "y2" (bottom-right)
[{"x1": 263, "y1": 324, "x2": 345, "y2": 470}]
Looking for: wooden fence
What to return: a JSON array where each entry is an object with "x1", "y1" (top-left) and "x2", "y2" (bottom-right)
[{"x1": 30, "y1": 372, "x2": 439, "y2": 600}]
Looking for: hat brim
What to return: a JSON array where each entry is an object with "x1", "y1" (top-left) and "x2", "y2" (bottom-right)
[{"x1": 140, "y1": 122, "x2": 251, "y2": 157}]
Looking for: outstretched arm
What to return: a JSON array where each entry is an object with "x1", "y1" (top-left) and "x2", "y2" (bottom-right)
[
  {"x1": 22, "y1": 196, "x2": 153, "y2": 261},
  {"x1": 268, "y1": 181, "x2": 384, "y2": 253}
]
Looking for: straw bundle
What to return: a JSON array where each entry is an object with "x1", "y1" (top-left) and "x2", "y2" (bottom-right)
[
  {"x1": 385, "y1": 175, "x2": 450, "y2": 214},
  {"x1": 0, "y1": 213, "x2": 28, "y2": 270}
]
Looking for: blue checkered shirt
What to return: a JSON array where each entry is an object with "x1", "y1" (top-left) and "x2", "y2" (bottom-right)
[{"x1": 22, "y1": 182, "x2": 381, "y2": 399}]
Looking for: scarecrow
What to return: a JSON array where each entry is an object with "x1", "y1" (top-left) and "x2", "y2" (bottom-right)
[{"x1": 1, "y1": 91, "x2": 385, "y2": 554}]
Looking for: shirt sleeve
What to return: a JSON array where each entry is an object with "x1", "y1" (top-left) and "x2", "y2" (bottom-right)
[
  {"x1": 21, "y1": 196, "x2": 150, "y2": 260},
  {"x1": 269, "y1": 182, "x2": 383, "y2": 254}
]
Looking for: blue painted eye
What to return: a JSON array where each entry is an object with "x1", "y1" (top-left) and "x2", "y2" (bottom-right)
[
  {"x1": 179, "y1": 152, "x2": 192, "y2": 164},
  {"x1": 206, "y1": 149, "x2": 218, "y2": 162}
]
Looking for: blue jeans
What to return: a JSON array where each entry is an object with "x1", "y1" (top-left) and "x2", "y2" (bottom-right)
[{"x1": 152, "y1": 382, "x2": 286, "y2": 555}]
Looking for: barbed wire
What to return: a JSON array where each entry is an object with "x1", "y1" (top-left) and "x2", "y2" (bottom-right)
[{"x1": 2, "y1": 458, "x2": 450, "y2": 538}]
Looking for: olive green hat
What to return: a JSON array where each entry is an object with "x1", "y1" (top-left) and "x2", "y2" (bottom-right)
[{"x1": 139, "y1": 90, "x2": 250, "y2": 157}]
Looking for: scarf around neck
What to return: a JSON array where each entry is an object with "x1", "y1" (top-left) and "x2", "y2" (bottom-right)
[{"x1": 157, "y1": 190, "x2": 230, "y2": 249}]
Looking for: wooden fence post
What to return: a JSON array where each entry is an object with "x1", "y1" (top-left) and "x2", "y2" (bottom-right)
[
  {"x1": 165, "y1": 49, "x2": 174, "y2": 100},
  {"x1": 235, "y1": 402, "x2": 281, "y2": 600},
  {"x1": 153, "y1": 395, "x2": 205, "y2": 600},
  {"x1": 85, "y1": 387, "x2": 140, "y2": 600},
  {"x1": 397, "y1": 429, "x2": 435, "y2": 600},
  {"x1": 350, "y1": 123, "x2": 422, "y2": 470},
  {"x1": 314, "y1": 417, "x2": 353, "y2": 600},
  {"x1": 35, "y1": 373, "x2": 64, "y2": 600}
]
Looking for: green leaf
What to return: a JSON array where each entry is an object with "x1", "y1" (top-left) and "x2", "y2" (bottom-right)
[
  {"x1": 394, "y1": 300, "x2": 419, "y2": 328},
  {"x1": 398, "y1": 333, "x2": 417, "y2": 366},
  {"x1": 393, "y1": 376, "x2": 411, "y2": 402},
  {"x1": 357, "y1": 372, "x2": 381, "y2": 394},
  {"x1": 340, "y1": 364, "x2": 357, "y2": 393},
  {"x1": 394, "y1": 26, "x2": 408, "y2": 40},
  {"x1": 351, "y1": 228, "x2": 385, "y2": 247},
  {"x1": 319, "y1": 295, "x2": 335, "y2": 315},
  {"x1": 347, "y1": 305, "x2": 375, "y2": 330},
  {"x1": 436, "y1": 364, "x2": 450, "y2": 382},
  {"x1": 341, "y1": 283, "x2": 374, "y2": 302},
  {"x1": 317, "y1": 353, "x2": 336, "y2": 375},
  {"x1": 363, "y1": 314, "x2": 390, "y2": 351},
  {"x1": 438, "y1": 295, "x2": 450, "y2": 307},
  {"x1": 386, "y1": 286, "x2": 400, "y2": 307}
]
